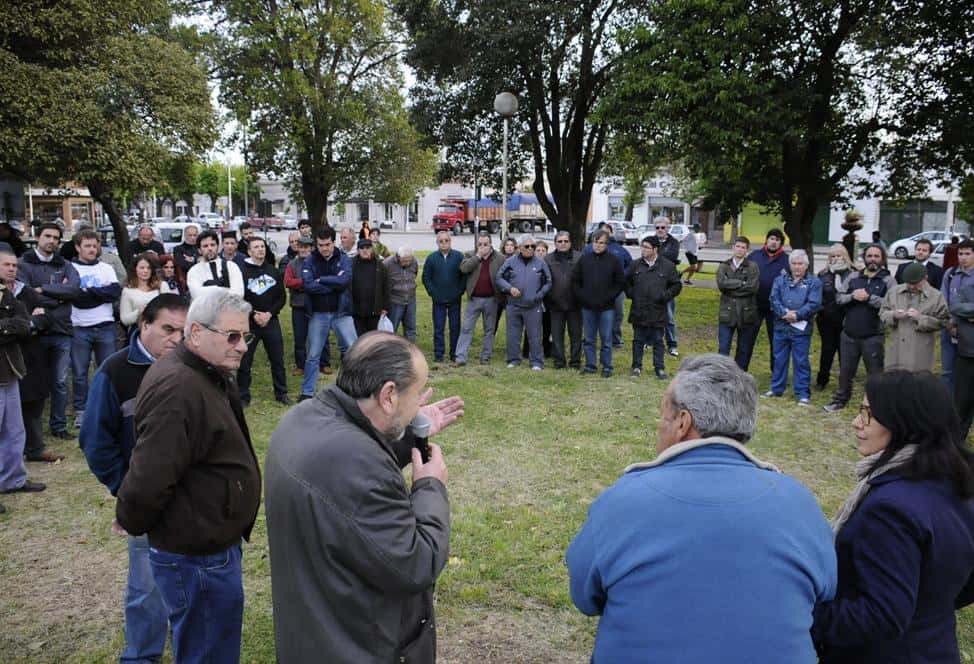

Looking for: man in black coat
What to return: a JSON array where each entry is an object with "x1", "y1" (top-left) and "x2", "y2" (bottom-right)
[
  {"x1": 238, "y1": 236, "x2": 289, "y2": 406},
  {"x1": 894, "y1": 238, "x2": 944, "y2": 290},
  {"x1": 572, "y1": 229, "x2": 625, "y2": 377},
  {"x1": 626, "y1": 236, "x2": 682, "y2": 379},
  {"x1": 546, "y1": 231, "x2": 582, "y2": 369}
]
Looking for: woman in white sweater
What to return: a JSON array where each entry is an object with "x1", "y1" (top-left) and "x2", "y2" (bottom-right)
[{"x1": 120, "y1": 252, "x2": 170, "y2": 328}]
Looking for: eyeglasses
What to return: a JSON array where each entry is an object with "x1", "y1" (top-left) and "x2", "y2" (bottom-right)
[
  {"x1": 857, "y1": 404, "x2": 872, "y2": 425},
  {"x1": 521, "y1": 244, "x2": 536, "y2": 249},
  {"x1": 201, "y1": 323, "x2": 253, "y2": 345},
  {"x1": 655, "y1": 225, "x2": 667, "y2": 230}
]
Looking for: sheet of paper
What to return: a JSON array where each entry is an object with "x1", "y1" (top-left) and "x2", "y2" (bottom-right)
[{"x1": 790, "y1": 320, "x2": 808, "y2": 331}]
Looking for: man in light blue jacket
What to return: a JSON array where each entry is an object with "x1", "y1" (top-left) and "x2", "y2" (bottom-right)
[
  {"x1": 567, "y1": 354, "x2": 836, "y2": 663},
  {"x1": 495, "y1": 235, "x2": 552, "y2": 370}
]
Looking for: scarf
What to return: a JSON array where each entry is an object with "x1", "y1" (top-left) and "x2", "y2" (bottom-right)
[
  {"x1": 831, "y1": 444, "x2": 918, "y2": 535},
  {"x1": 827, "y1": 259, "x2": 848, "y2": 273},
  {"x1": 625, "y1": 436, "x2": 781, "y2": 474}
]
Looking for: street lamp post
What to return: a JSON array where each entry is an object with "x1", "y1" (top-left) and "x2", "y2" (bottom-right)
[{"x1": 494, "y1": 92, "x2": 518, "y2": 242}]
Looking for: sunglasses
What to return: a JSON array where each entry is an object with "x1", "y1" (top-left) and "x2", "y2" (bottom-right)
[
  {"x1": 521, "y1": 244, "x2": 536, "y2": 249},
  {"x1": 655, "y1": 225, "x2": 667, "y2": 229},
  {"x1": 201, "y1": 323, "x2": 254, "y2": 346}
]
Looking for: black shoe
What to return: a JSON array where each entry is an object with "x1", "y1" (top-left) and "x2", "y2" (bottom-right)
[
  {"x1": 479, "y1": 358, "x2": 490, "y2": 365},
  {"x1": 602, "y1": 370, "x2": 613, "y2": 378},
  {"x1": 823, "y1": 401, "x2": 846, "y2": 413},
  {"x1": 434, "y1": 356, "x2": 444, "y2": 363},
  {"x1": 2, "y1": 480, "x2": 46, "y2": 494},
  {"x1": 276, "y1": 395, "x2": 293, "y2": 406},
  {"x1": 240, "y1": 399, "x2": 251, "y2": 408},
  {"x1": 51, "y1": 430, "x2": 74, "y2": 440},
  {"x1": 298, "y1": 394, "x2": 312, "y2": 403},
  {"x1": 814, "y1": 382, "x2": 827, "y2": 392},
  {"x1": 655, "y1": 369, "x2": 667, "y2": 380},
  {"x1": 0, "y1": 502, "x2": 5, "y2": 514},
  {"x1": 580, "y1": 367, "x2": 596, "y2": 375},
  {"x1": 630, "y1": 368, "x2": 642, "y2": 377}
]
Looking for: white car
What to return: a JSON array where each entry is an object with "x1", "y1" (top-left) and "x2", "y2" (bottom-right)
[
  {"x1": 888, "y1": 230, "x2": 955, "y2": 259},
  {"x1": 197, "y1": 212, "x2": 225, "y2": 230},
  {"x1": 604, "y1": 220, "x2": 640, "y2": 245}
]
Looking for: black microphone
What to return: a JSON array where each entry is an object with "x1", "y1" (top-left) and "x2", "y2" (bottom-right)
[{"x1": 410, "y1": 412, "x2": 432, "y2": 463}]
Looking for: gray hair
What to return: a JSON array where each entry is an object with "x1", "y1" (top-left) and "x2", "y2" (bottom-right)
[
  {"x1": 337, "y1": 332, "x2": 421, "y2": 399},
  {"x1": 668, "y1": 354, "x2": 757, "y2": 442},
  {"x1": 397, "y1": 245, "x2": 413, "y2": 258},
  {"x1": 184, "y1": 289, "x2": 252, "y2": 337},
  {"x1": 653, "y1": 216, "x2": 670, "y2": 226},
  {"x1": 555, "y1": 230, "x2": 571, "y2": 242},
  {"x1": 789, "y1": 249, "x2": 809, "y2": 265},
  {"x1": 519, "y1": 233, "x2": 535, "y2": 246}
]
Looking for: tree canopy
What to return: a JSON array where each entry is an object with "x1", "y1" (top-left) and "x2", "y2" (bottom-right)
[
  {"x1": 398, "y1": 0, "x2": 641, "y2": 246},
  {"x1": 0, "y1": 0, "x2": 216, "y2": 262},
  {"x1": 604, "y1": 0, "x2": 974, "y2": 251},
  {"x1": 209, "y1": 0, "x2": 438, "y2": 230}
]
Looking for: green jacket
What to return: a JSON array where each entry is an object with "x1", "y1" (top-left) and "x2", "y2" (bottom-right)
[{"x1": 716, "y1": 257, "x2": 760, "y2": 328}]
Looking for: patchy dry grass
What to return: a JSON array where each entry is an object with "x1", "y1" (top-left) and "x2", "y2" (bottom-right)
[{"x1": 2, "y1": 275, "x2": 973, "y2": 662}]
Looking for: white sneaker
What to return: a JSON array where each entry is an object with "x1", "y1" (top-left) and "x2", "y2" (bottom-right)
[
  {"x1": 507, "y1": 362, "x2": 518, "y2": 368},
  {"x1": 531, "y1": 366, "x2": 542, "y2": 372}
]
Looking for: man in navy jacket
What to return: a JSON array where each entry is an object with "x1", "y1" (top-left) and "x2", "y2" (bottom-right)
[
  {"x1": 748, "y1": 228, "x2": 791, "y2": 373},
  {"x1": 79, "y1": 293, "x2": 188, "y2": 664},
  {"x1": 422, "y1": 231, "x2": 465, "y2": 362}
]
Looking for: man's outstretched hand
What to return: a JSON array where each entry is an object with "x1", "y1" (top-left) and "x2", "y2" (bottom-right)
[{"x1": 418, "y1": 389, "x2": 464, "y2": 436}]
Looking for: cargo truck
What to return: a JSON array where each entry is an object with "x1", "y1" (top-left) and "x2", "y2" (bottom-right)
[{"x1": 431, "y1": 193, "x2": 550, "y2": 235}]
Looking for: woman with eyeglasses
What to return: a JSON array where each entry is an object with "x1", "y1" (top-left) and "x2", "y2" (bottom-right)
[
  {"x1": 812, "y1": 371, "x2": 974, "y2": 663},
  {"x1": 120, "y1": 252, "x2": 171, "y2": 334}
]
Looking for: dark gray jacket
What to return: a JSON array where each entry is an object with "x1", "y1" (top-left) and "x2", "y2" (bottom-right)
[
  {"x1": 17, "y1": 249, "x2": 80, "y2": 336},
  {"x1": 265, "y1": 385, "x2": 450, "y2": 663},
  {"x1": 948, "y1": 268, "x2": 974, "y2": 358},
  {"x1": 545, "y1": 249, "x2": 580, "y2": 311}
]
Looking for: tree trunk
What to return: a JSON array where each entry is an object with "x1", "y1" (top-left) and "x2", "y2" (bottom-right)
[
  {"x1": 784, "y1": 194, "x2": 820, "y2": 272},
  {"x1": 87, "y1": 179, "x2": 132, "y2": 265},
  {"x1": 624, "y1": 201, "x2": 634, "y2": 222}
]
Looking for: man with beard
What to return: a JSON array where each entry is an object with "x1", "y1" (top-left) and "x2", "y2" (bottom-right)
[
  {"x1": 823, "y1": 244, "x2": 897, "y2": 412},
  {"x1": 748, "y1": 229, "x2": 790, "y2": 373},
  {"x1": 265, "y1": 332, "x2": 463, "y2": 662},
  {"x1": 894, "y1": 238, "x2": 944, "y2": 290},
  {"x1": 185, "y1": 230, "x2": 244, "y2": 299}
]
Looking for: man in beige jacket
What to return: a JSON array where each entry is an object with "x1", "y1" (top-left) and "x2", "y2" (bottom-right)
[{"x1": 880, "y1": 262, "x2": 949, "y2": 372}]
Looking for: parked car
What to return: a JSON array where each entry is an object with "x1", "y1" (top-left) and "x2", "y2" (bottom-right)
[
  {"x1": 196, "y1": 212, "x2": 224, "y2": 230},
  {"x1": 279, "y1": 216, "x2": 298, "y2": 230},
  {"x1": 603, "y1": 221, "x2": 639, "y2": 245},
  {"x1": 888, "y1": 230, "x2": 959, "y2": 259},
  {"x1": 637, "y1": 223, "x2": 707, "y2": 248}
]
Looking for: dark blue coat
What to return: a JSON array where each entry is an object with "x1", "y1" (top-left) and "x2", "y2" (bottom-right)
[
  {"x1": 748, "y1": 247, "x2": 790, "y2": 313},
  {"x1": 812, "y1": 473, "x2": 974, "y2": 663}
]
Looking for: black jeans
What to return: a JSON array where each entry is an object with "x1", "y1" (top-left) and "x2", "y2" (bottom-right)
[
  {"x1": 237, "y1": 317, "x2": 288, "y2": 403},
  {"x1": 832, "y1": 332, "x2": 884, "y2": 405},
  {"x1": 353, "y1": 315, "x2": 380, "y2": 336},
  {"x1": 816, "y1": 317, "x2": 844, "y2": 387},
  {"x1": 632, "y1": 325, "x2": 665, "y2": 371},
  {"x1": 955, "y1": 355, "x2": 974, "y2": 439},
  {"x1": 21, "y1": 398, "x2": 46, "y2": 458},
  {"x1": 550, "y1": 309, "x2": 582, "y2": 368}
]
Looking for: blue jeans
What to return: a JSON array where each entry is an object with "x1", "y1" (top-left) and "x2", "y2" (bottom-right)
[
  {"x1": 0, "y1": 381, "x2": 26, "y2": 492},
  {"x1": 39, "y1": 333, "x2": 71, "y2": 433},
  {"x1": 665, "y1": 299, "x2": 678, "y2": 349},
  {"x1": 612, "y1": 292, "x2": 625, "y2": 346},
  {"x1": 770, "y1": 328, "x2": 812, "y2": 399},
  {"x1": 718, "y1": 323, "x2": 760, "y2": 372},
  {"x1": 123, "y1": 535, "x2": 168, "y2": 663},
  {"x1": 387, "y1": 300, "x2": 417, "y2": 342},
  {"x1": 432, "y1": 300, "x2": 461, "y2": 360},
  {"x1": 71, "y1": 323, "x2": 116, "y2": 412},
  {"x1": 149, "y1": 543, "x2": 244, "y2": 664},
  {"x1": 582, "y1": 308, "x2": 614, "y2": 372},
  {"x1": 942, "y1": 328, "x2": 957, "y2": 392},
  {"x1": 632, "y1": 325, "x2": 664, "y2": 371},
  {"x1": 302, "y1": 312, "x2": 357, "y2": 396}
]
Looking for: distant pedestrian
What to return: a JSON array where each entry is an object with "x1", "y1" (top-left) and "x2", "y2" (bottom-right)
[
  {"x1": 422, "y1": 232, "x2": 464, "y2": 362},
  {"x1": 679, "y1": 228, "x2": 700, "y2": 285},
  {"x1": 626, "y1": 236, "x2": 681, "y2": 380},
  {"x1": 654, "y1": 218, "x2": 681, "y2": 355},
  {"x1": 573, "y1": 230, "x2": 625, "y2": 377}
]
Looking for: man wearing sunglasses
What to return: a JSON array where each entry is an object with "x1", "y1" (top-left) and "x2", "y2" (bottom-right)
[
  {"x1": 116, "y1": 290, "x2": 261, "y2": 663},
  {"x1": 496, "y1": 234, "x2": 552, "y2": 370}
]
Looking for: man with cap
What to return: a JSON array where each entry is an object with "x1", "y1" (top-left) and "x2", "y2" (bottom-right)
[
  {"x1": 349, "y1": 237, "x2": 389, "y2": 335},
  {"x1": 880, "y1": 261, "x2": 949, "y2": 373},
  {"x1": 748, "y1": 229, "x2": 790, "y2": 372},
  {"x1": 0, "y1": 220, "x2": 27, "y2": 257},
  {"x1": 284, "y1": 235, "x2": 316, "y2": 375}
]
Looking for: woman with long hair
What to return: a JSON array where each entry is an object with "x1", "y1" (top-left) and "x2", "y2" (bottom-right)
[
  {"x1": 815, "y1": 244, "x2": 854, "y2": 390},
  {"x1": 157, "y1": 254, "x2": 183, "y2": 295},
  {"x1": 119, "y1": 252, "x2": 169, "y2": 329},
  {"x1": 812, "y1": 370, "x2": 974, "y2": 663}
]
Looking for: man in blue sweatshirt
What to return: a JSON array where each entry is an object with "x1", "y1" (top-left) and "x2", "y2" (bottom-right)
[
  {"x1": 79, "y1": 293, "x2": 188, "y2": 664},
  {"x1": 567, "y1": 353, "x2": 836, "y2": 663},
  {"x1": 748, "y1": 228, "x2": 790, "y2": 373}
]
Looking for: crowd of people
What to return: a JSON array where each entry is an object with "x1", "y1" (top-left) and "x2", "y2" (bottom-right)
[{"x1": 1, "y1": 212, "x2": 973, "y2": 663}]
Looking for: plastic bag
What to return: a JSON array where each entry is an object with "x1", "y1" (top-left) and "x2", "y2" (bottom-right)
[{"x1": 377, "y1": 314, "x2": 394, "y2": 333}]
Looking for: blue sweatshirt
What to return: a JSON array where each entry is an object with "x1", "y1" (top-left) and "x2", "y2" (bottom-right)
[
  {"x1": 748, "y1": 247, "x2": 791, "y2": 312},
  {"x1": 567, "y1": 441, "x2": 836, "y2": 663}
]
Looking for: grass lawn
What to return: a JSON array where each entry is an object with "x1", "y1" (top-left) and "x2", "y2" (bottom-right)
[{"x1": 1, "y1": 264, "x2": 973, "y2": 662}]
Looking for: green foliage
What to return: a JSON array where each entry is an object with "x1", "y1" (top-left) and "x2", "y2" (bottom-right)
[
  {"x1": 208, "y1": 0, "x2": 438, "y2": 229},
  {"x1": 0, "y1": 0, "x2": 217, "y2": 261},
  {"x1": 604, "y1": 0, "x2": 974, "y2": 251},
  {"x1": 398, "y1": 0, "x2": 642, "y2": 247},
  {"x1": 958, "y1": 176, "x2": 974, "y2": 225}
]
